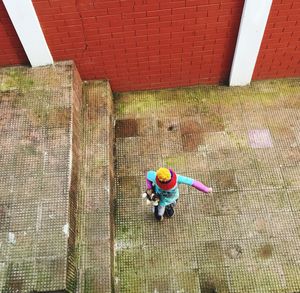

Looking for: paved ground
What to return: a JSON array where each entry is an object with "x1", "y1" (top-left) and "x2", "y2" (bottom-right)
[
  {"x1": 1, "y1": 63, "x2": 300, "y2": 293},
  {"x1": 0, "y1": 62, "x2": 79, "y2": 292},
  {"x1": 114, "y1": 79, "x2": 300, "y2": 293}
]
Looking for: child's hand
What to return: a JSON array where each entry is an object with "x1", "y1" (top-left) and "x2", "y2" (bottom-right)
[
  {"x1": 146, "y1": 188, "x2": 154, "y2": 196},
  {"x1": 142, "y1": 189, "x2": 153, "y2": 199},
  {"x1": 142, "y1": 189, "x2": 160, "y2": 205},
  {"x1": 207, "y1": 187, "x2": 213, "y2": 193}
]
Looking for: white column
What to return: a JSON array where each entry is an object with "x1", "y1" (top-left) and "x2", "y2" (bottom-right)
[
  {"x1": 229, "y1": 0, "x2": 273, "y2": 86},
  {"x1": 3, "y1": 0, "x2": 53, "y2": 67}
]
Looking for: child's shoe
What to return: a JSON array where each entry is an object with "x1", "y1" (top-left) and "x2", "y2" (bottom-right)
[{"x1": 164, "y1": 205, "x2": 175, "y2": 218}]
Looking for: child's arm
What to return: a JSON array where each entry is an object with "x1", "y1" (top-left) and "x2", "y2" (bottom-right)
[
  {"x1": 178, "y1": 175, "x2": 212, "y2": 193},
  {"x1": 192, "y1": 180, "x2": 212, "y2": 193},
  {"x1": 146, "y1": 170, "x2": 156, "y2": 189},
  {"x1": 146, "y1": 178, "x2": 152, "y2": 189},
  {"x1": 143, "y1": 171, "x2": 159, "y2": 205}
]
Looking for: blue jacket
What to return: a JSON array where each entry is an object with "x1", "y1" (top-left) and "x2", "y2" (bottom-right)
[{"x1": 146, "y1": 171, "x2": 195, "y2": 207}]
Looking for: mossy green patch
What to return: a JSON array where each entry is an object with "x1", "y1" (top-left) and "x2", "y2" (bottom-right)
[
  {"x1": 251, "y1": 266, "x2": 282, "y2": 291},
  {"x1": 226, "y1": 130, "x2": 248, "y2": 149},
  {"x1": 282, "y1": 263, "x2": 300, "y2": 289},
  {"x1": 0, "y1": 68, "x2": 71, "y2": 127},
  {"x1": 94, "y1": 157, "x2": 106, "y2": 168},
  {"x1": 115, "y1": 80, "x2": 300, "y2": 118},
  {"x1": 229, "y1": 262, "x2": 283, "y2": 292},
  {"x1": 163, "y1": 154, "x2": 186, "y2": 168},
  {"x1": 115, "y1": 85, "x2": 221, "y2": 117},
  {"x1": 115, "y1": 248, "x2": 145, "y2": 292},
  {"x1": 113, "y1": 77, "x2": 300, "y2": 293},
  {"x1": 115, "y1": 93, "x2": 159, "y2": 116},
  {"x1": 0, "y1": 69, "x2": 34, "y2": 94},
  {"x1": 203, "y1": 111, "x2": 225, "y2": 131},
  {"x1": 201, "y1": 241, "x2": 225, "y2": 263},
  {"x1": 116, "y1": 221, "x2": 142, "y2": 244},
  {"x1": 116, "y1": 78, "x2": 300, "y2": 118},
  {"x1": 146, "y1": 270, "x2": 202, "y2": 292},
  {"x1": 18, "y1": 144, "x2": 38, "y2": 156}
]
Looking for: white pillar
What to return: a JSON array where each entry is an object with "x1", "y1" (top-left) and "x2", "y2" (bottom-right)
[
  {"x1": 3, "y1": 0, "x2": 53, "y2": 67},
  {"x1": 229, "y1": 0, "x2": 273, "y2": 86}
]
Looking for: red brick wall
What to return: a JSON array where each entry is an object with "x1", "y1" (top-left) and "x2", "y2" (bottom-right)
[
  {"x1": 0, "y1": 2, "x2": 28, "y2": 66},
  {"x1": 31, "y1": 0, "x2": 244, "y2": 91},
  {"x1": 253, "y1": 0, "x2": 300, "y2": 80},
  {"x1": 1, "y1": 0, "x2": 299, "y2": 91}
]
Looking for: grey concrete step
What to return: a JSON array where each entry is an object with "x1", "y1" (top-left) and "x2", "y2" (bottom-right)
[
  {"x1": 76, "y1": 81, "x2": 114, "y2": 293},
  {"x1": 0, "y1": 61, "x2": 82, "y2": 292}
]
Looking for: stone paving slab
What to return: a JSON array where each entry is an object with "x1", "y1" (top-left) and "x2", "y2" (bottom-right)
[
  {"x1": 0, "y1": 61, "x2": 81, "y2": 292},
  {"x1": 114, "y1": 78, "x2": 300, "y2": 292}
]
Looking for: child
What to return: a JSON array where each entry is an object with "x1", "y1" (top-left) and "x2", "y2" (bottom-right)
[{"x1": 144, "y1": 167, "x2": 212, "y2": 221}]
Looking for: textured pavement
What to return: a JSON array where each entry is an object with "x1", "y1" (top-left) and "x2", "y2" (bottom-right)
[
  {"x1": 77, "y1": 81, "x2": 114, "y2": 293},
  {"x1": 1, "y1": 63, "x2": 300, "y2": 293},
  {"x1": 0, "y1": 62, "x2": 80, "y2": 292},
  {"x1": 114, "y1": 79, "x2": 300, "y2": 293}
]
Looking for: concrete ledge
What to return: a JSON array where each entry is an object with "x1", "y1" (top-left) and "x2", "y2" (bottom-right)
[
  {"x1": 0, "y1": 61, "x2": 81, "y2": 292},
  {"x1": 77, "y1": 81, "x2": 114, "y2": 293}
]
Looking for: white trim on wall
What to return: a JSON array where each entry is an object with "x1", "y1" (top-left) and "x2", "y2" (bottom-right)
[
  {"x1": 229, "y1": 0, "x2": 273, "y2": 86},
  {"x1": 3, "y1": 0, "x2": 53, "y2": 67}
]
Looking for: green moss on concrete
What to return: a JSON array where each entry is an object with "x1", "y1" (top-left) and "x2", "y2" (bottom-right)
[
  {"x1": 48, "y1": 107, "x2": 71, "y2": 128},
  {"x1": 116, "y1": 221, "x2": 142, "y2": 245},
  {"x1": 94, "y1": 157, "x2": 106, "y2": 168},
  {"x1": 115, "y1": 86, "x2": 221, "y2": 116},
  {"x1": 227, "y1": 131, "x2": 248, "y2": 149},
  {"x1": 115, "y1": 249, "x2": 145, "y2": 292},
  {"x1": 115, "y1": 92, "x2": 159, "y2": 116},
  {"x1": 114, "y1": 77, "x2": 300, "y2": 292},
  {"x1": 282, "y1": 263, "x2": 300, "y2": 290},
  {"x1": 205, "y1": 111, "x2": 225, "y2": 131},
  {"x1": 18, "y1": 144, "x2": 38, "y2": 156},
  {"x1": 116, "y1": 79, "x2": 300, "y2": 117},
  {"x1": 0, "y1": 68, "x2": 71, "y2": 128},
  {"x1": 163, "y1": 154, "x2": 186, "y2": 169},
  {"x1": 0, "y1": 69, "x2": 34, "y2": 94},
  {"x1": 251, "y1": 267, "x2": 282, "y2": 291},
  {"x1": 228, "y1": 260, "x2": 286, "y2": 292}
]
